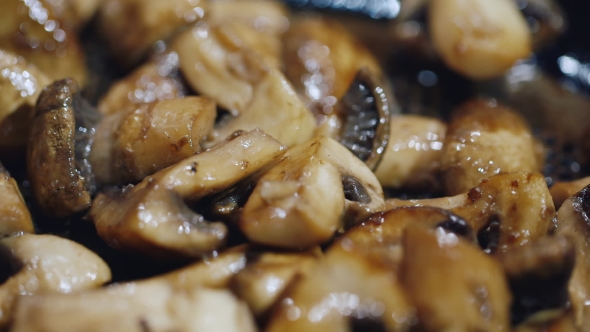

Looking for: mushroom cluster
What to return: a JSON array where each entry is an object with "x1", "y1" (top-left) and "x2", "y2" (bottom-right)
[{"x1": 0, "y1": 0, "x2": 589, "y2": 331}]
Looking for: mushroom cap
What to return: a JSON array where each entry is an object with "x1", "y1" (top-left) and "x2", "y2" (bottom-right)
[
  {"x1": 27, "y1": 78, "x2": 95, "y2": 218},
  {"x1": 0, "y1": 163, "x2": 34, "y2": 236}
]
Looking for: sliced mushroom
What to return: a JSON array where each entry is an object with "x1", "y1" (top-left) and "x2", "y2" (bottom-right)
[
  {"x1": 554, "y1": 185, "x2": 590, "y2": 327},
  {"x1": 41, "y1": 0, "x2": 101, "y2": 31},
  {"x1": 316, "y1": 67, "x2": 391, "y2": 171},
  {"x1": 401, "y1": 226, "x2": 512, "y2": 331},
  {"x1": 173, "y1": 21, "x2": 316, "y2": 147},
  {"x1": 239, "y1": 136, "x2": 385, "y2": 249},
  {"x1": 0, "y1": 234, "x2": 111, "y2": 328},
  {"x1": 27, "y1": 79, "x2": 98, "y2": 218},
  {"x1": 0, "y1": 163, "x2": 33, "y2": 236},
  {"x1": 230, "y1": 248, "x2": 321, "y2": 318},
  {"x1": 97, "y1": 52, "x2": 187, "y2": 116},
  {"x1": 97, "y1": 0, "x2": 207, "y2": 68},
  {"x1": 0, "y1": 0, "x2": 87, "y2": 84},
  {"x1": 266, "y1": 246, "x2": 415, "y2": 332},
  {"x1": 283, "y1": 16, "x2": 382, "y2": 120},
  {"x1": 28, "y1": 79, "x2": 218, "y2": 217},
  {"x1": 550, "y1": 177, "x2": 590, "y2": 210},
  {"x1": 89, "y1": 96, "x2": 216, "y2": 185},
  {"x1": 0, "y1": 49, "x2": 51, "y2": 156},
  {"x1": 336, "y1": 206, "x2": 475, "y2": 271},
  {"x1": 428, "y1": 0, "x2": 532, "y2": 79},
  {"x1": 388, "y1": 172, "x2": 555, "y2": 253},
  {"x1": 375, "y1": 114, "x2": 446, "y2": 190},
  {"x1": 88, "y1": 129, "x2": 286, "y2": 258},
  {"x1": 441, "y1": 98, "x2": 543, "y2": 196},
  {"x1": 497, "y1": 235, "x2": 575, "y2": 325}
]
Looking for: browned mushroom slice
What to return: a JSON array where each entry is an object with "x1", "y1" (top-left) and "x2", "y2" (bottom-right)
[
  {"x1": 428, "y1": 0, "x2": 531, "y2": 79},
  {"x1": 266, "y1": 246, "x2": 415, "y2": 332},
  {"x1": 0, "y1": 0, "x2": 87, "y2": 84},
  {"x1": 27, "y1": 79, "x2": 98, "y2": 218},
  {"x1": 554, "y1": 185, "x2": 590, "y2": 327},
  {"x1": 325, "y1": 68, "x2": 391, "y2": 171},
  {"x1": 0, "y1": 234, "x2": 111, "y2": 328},
  {"x1": 283, "y1": 16, "x2": 382, "y2": 119},
  {"x1": 0, "y1": 163, "x2": 33, "y2": 236},
  {"x1": 230, "y1": 248, "x2": 321, "y2": 318},
  {"x1": 550, "y1": 177, "x2": 590, "y2": 210},
  {"x1": 375, "y1": 114, "x2": 446, "y2": 190},
  {"x1": 0, "y1": 49, "x2": 51, "y2": 156},
  {"x1": 97, "y1": 52, "x2": 187, "y2": 116},
  {"x1": 88, "y1": 129, "x2": 286, "y2": 258},
  {"x1": 240, "y1": 136, "x2": 385, "y2": 249},
  {"x1": 497, "y1": 235, "x2": 575, "y2": 326},
  {"x1": 173, "y1": 22, "x2": 316, "y2": 147},
  {"x1": 441, "y1": 98, "x2": 544, "y2": 196},
  {"x1": 335, "y1": 206, "x2": 474, "y2": 271},
  {"x1": 401, "y1": 226, "x2": 512, "y2": 331},
  {"x1": 90, "y1": 96, "x2": 216, "y2": 185},
  {"x1": 97, "y1": 0, "x2": 207, "y2": 68}
]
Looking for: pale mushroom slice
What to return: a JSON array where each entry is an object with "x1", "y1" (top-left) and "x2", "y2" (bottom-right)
[
  {"x1": 0, "y1": 49, "x2": 51, "y2": 156},
  {"x1": 0, "y1": 234, "x2": 111, "y2": 328},
  {"x1": 387, "y1": 172, "x2": 555, "y2": 253},
  {"x1": 88, "y1": 129, "x2": 286, "y2": 258},
  {"x1": 230, "y1": 248, "x2": 321, "y2": 318},
  {"x1": 172, "y1": 21, "x2": 316, "y2": 147},
  {"x1": 0, "y1": 163, "x2": 33, "y2": 236},
  {"x1": 239, "y1": 136, "x2": 385, "y2": 249},
  {"x1": 266, "y1": 246, "x2": 415, "y2": 332},
  {"x1": 28, "y1": 78, "x2": 218, "y2": 218},
  {"x1": 401, "y1": 226, "x2": 512, "y2": 331},
  {"x1": 0, "y1": 0, "x2": 87, "y2": 84},
  {"x1": 497, "y1": 235, "x2": 575, "y2": 326},
  {"x1": 283, "y1": 16, "x2": 382, "y2": 119},
  {"x1": 428, "y1": 0, "x2": 532, "y2": 79},
  {"x1": 12, "y1": 285, "x2": 255, "y2": 332},
  {"x1": 97, "y1": 0, "x2": 207, "y2": 68},
  {"x1": 374, "y1": 114, "x2": 446, "y2": 190},
  {"x1": 441, "y1": 98, "x2": 544, "y2": 196},
  {"x1": 554, "y1": 184, "x2": 590, "y2": 327},
  {"x1": 89, "y1": 96, "x2": 216, "y2": 185},
  {"x1": 97, "y1": 52, "x2": 187, "y2": 116}
]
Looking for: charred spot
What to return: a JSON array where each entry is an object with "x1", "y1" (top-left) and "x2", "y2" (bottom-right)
[
  {"x1": 349, "y1": 317, "x2": 387, "y2": 332},
  {"x1": 342, "y1": 174, "x2": 371, "y2": 204},
  {"x1": 189, "y1": 162, "x2": 198, "y2": 174},
  {"x1": 435, "y1": 213, "x2": 474, "y2": 240},
  {"x1": 511, "y1": 180, "x2": 519, "y2": 188},
  {"x1": 477, "y1": 215, "x2": 501, "y2": 254},
  {"x1": 467, "y1": 187, "x2": 483, "y2": 203},
  {"x1": 336, "y1": 68, "x2": 390, "y2": 171}
]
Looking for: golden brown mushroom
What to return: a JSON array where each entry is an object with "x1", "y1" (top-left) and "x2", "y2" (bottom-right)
[
  {"x1": 97, "y1": 0, "x2": 208, "y2": 68},
  {"x1": 0, "y1": 163, "x2": 33, "y2": 236},
  {"x1": 0, "y1": 49, "x2": 51, "y2": 156},
  {"x1": 441, "y1": 98, "x2": 543, "y2": 196},
  {"x1": 0, "y1": 0, "x2": 87, "y2": 84},
  {"x1": 88, "y1": 129, "x2": 286, "y2": 258},
  {"x1": 239, "y1": 136, "x2": 385, "y2": 249},
  {"x1": 0, "y1": 234, "x2": 111, "y2": 328}
]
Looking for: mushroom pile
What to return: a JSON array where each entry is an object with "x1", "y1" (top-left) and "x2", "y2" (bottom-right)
[{"x1": 1, "y1": 0, "x2": 590, "y2": 331}]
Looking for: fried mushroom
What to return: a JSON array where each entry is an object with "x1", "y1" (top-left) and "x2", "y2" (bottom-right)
[
  {"x1": 550, "y1": 177, "x2": 590, "y2": 210},
  {"x1": 97, "y1": 0, "x2": 207, "y2": 68},
  {"x1": 173, "y1": 22, "x2": 316, "y2": 147},
  {"x1": 428, "y1": 0, "x2": 532, "y2": 79},
  {"x1": 441, "y1": 98, "x2": 543, "y2": 196},
  {"x1": 0, "y1": 49, "x2": 51, "y2": 156},
  {"x1": 0, "y1": 163, "x2": 33, "y2": 236},
  {"x1": 0, "y1": 0, "x2": 87, "y2": 84},
  {"x1": 0, "y1": 234, "x2": 111, "y2": 328},
  {"x1": 375, "y1": 114, "x2": 446, "y2": 190},
  {"x1": 88, "y1": 129, "x2": 286, "y2": 258},
  {"x1": 401, "y1": 226, "x2": 512, "y2": 331},
  {"x1": 10, "y1": 245, "x2": 252, "y2": 331},
  {"x1": 239, "y1": 136, "x2": 385, "y2": 249}
]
